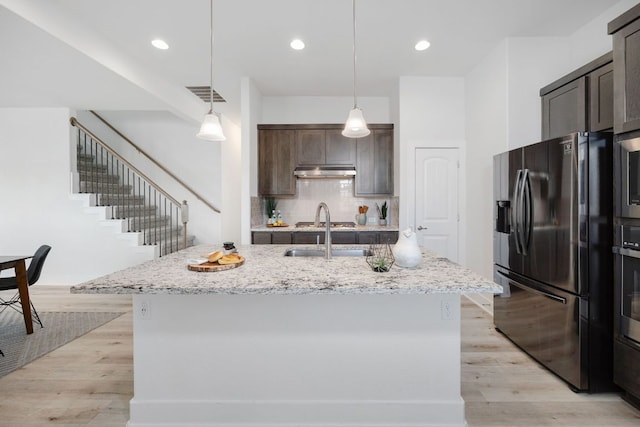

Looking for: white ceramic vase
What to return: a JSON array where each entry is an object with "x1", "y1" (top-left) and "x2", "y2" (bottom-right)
[{"x1": 392, "y1": 228, "x2": 421, "y2": 268}]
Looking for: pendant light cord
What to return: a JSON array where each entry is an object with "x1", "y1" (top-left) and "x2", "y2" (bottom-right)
[
  {"x1": 352, "y1": 0, "x2": 357, "y2": 109},
  {"x1": 209, "y1": 0, "x2": 214, "y2": 113}
]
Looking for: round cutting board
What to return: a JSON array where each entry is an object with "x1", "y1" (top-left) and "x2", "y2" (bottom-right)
[{"x1": 187, "y1": 256, "x2": 245, "y2": 272}]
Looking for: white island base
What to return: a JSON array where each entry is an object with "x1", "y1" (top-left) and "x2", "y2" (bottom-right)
[{"x1": 128, "y1": 293, "x2": 465, "y2": 427}]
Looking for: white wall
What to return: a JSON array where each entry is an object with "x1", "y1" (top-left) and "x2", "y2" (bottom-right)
[
  {"x1": 241, "y1": 77, "x2": 263, "y2": 244},
  {"x1": 568, "y1": 0, "x2": 639, "y2": 71},
  {"x1": 398, "y1": 76, "x2": 466, "y2": 264},
  {"x1": 261, "y1": 96, "x2": 390, "y2": 124},
  {"x1": 506, "y1": 37, "x2": 572, "y2": 147},
  {"x1": 465, "y1": 41, "x2": 509, "y2": 285},
  {"x1": 0, "y1": 108, "x2": 155, "y2": 285},
  {"x1": 219, "y1": 115, "x2": 243, "y2": 244}
]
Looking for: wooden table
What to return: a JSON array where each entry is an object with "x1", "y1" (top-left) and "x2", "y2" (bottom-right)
[{"x1": 0, "y1": 255, "x2": 33, "y2": 334}]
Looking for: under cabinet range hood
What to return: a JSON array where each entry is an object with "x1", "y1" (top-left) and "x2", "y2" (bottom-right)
[{"x1": 294, "y1": 165, "x2": 356, "y2": 178}]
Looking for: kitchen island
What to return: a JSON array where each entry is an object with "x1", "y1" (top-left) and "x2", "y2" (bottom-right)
[{"x1": 73, "y1": 244, "x2": 500, "y2": 427}]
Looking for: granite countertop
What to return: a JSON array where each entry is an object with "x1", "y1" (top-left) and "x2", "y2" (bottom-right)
[
  {"x1": 252, "y1": 224, "x2": 399, "y2": 232},
  {"x1": 71, "y1": 244, "x2": 501, "y2": 296}
]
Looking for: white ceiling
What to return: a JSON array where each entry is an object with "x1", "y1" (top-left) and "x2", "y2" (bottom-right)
[{"x1": 0, "y1": 0, "x2": 622, "y2": 124}]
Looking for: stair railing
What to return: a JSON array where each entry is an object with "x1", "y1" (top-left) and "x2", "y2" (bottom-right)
[
  {"x1": 71, "y1": 117, "x2": 199, "y2": 256},
  {"x1": 89, "y1": 110, "x2": 220, "y2": 215}
]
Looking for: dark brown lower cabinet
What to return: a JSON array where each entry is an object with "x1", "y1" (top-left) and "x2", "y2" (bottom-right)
[
  {"x1": 331, "y1": 232, "x2": 357, "y2": 244},
  {"x1": 358, "y1": 231, "x2": 399, "y2": 244},
  {"x1": 292, "y1": 232, "x2": 324, "y2": 244},
  {"x1": 614, "y1": 338, "x2": 640, "y2": 400},
  {"x1": 252, "y1": 230, "x2": 398, "y2": 245},
  {"x1": 378, "y1": 231, "x2": 399, "y2": 244},
  {"x1": 252, "y1": 232, "x2": 272, "y2": 244},
  {"x1": 272, "y1": 233, "x2": 292, "y2": 244},
  {"x1": 358, "y1": 232, "x2": 379, "y2": 244}
]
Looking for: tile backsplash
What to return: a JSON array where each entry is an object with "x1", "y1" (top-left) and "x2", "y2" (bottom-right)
[{"x1": 252, "y1": 179, "x2": 398, "y2": 227}]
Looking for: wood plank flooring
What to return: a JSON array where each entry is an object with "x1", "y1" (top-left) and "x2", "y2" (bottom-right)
[{"x1": 0, "y1": 286, "x2": 639, "y2": 426}]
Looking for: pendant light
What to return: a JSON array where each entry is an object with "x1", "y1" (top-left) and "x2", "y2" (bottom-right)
[
  {"x1": 342, "y1": 0, "x2": 370, "y2": 138},
  {"x1": 197, "y1": 0, "x2": 226, "y2": 141}
]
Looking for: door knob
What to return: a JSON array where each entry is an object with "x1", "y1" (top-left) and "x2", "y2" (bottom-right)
[{"x1": 417, "y1": 226, "x2": 427, "y2": 231}]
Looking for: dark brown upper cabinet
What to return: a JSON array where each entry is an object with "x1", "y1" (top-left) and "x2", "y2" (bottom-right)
[
  {"x1": 589, "y1": 62, "x2": 614, "y2": 132},
  {"x1": 540, "y1": 52, "x2": 613, "y2": 140},
  {"x1": 541, "y1": 78, "x2": 587, "y2": 140},
  {"x1": 325, "y1": 129, "x2": 357, "y2": 165},
  {"x1": 355, "y1": 126, "x2": 394, "y2": 196},
  {"x1": 296, "y1": 127, "x2": 356, "y2": 166},
  {"x1": 296, "y1": 129, "x2": 326, "y2": 165},
  {"x1": 609, "y1": 5, "x2": 640, "y2": 134},
  {"x1": 258, "y1": 123, "x2": 393, "y2": 197},
  {"x1": 258, "y1": 128, "x2": 296, "y2": 196}
]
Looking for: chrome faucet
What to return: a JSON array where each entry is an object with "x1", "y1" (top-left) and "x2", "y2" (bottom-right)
[{"x1": 314, "y1": 202, "x2": 332, "y2": 259}]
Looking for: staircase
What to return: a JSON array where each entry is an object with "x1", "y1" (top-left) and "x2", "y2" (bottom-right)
[{"x1": 75, "y1": 138, "x2": 194, "y2": 257}]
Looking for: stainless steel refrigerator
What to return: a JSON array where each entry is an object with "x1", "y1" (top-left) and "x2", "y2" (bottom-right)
[{"x1": 493, "y1": 132, "x2": 615, "y2": 392}]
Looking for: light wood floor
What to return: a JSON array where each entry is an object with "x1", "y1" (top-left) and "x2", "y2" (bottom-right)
[{"x1": 1, "y1": 286, "x2": 639, "y2": 426}]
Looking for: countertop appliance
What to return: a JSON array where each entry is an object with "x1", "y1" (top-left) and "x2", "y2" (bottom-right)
[{"x1": 493, "y1": 132, "x2": 614, "y2": 392}]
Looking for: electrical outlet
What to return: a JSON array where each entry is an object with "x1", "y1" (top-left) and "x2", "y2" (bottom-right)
[
  {"x1": 441, "y1": 300, "x2": 454, "y2": 320},
  {"x1": 138, "y1": 300, "x2": 152, "y2": 320}
]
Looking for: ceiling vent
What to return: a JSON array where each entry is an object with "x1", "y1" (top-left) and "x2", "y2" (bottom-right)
[{"x1": 186, "y1": 86, "x2": 226, "y2": 103}]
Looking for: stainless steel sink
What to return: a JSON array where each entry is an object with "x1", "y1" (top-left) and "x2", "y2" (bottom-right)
[{"x1": 284, "y1": 248, "x2": 373, "y2": 257}]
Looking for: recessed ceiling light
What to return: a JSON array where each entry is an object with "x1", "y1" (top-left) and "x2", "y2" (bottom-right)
[
  {"x1": 151, "y1": 39, "x2": 169, "y2": 50},
  {"x1": 290, "y1": 39, "x2": 305, "y2": 50},
  {"x1": 415, "y1": 40, "x2": 431, "y2": 51}
]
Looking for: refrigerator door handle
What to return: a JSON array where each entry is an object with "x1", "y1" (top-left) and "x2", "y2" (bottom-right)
[
  {"x1": 497, "y1": 270, "x2": 567, "y2": 304},
  {"x1": 513, "y1": 169, "x2": 523, "y2": 254},
  {"x1": 522, "y1": 169, "x2": 533, "y2": 255}
]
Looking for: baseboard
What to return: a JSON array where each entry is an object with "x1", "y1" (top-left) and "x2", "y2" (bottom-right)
[{"x1": 128, "y1": 398, "x2": 467, "y2": 427}]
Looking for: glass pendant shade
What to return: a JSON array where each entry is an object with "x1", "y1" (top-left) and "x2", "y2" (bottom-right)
[
  {"x1": 197, "y1": 111, "x2": 226, "y2": 141},
  {"x1": 197, "y1": 0, "x2": 226, "y2": 142},
  {"x1": 342, "y1": 107, "x2": 370, "y2": 138}
]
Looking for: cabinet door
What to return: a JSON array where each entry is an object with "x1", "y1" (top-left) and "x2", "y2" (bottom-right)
[
  {"x1": 358, "y1": 232, "x2": 378, "y2": 244},
  {"x1": 252, "y1": 232, "x2": 272, "y2": 244},
  {"x1": 613, "y1": 18, "x2": 640, "y2": 133},
  {"x1": 272, "y1": 232, "x2": 292, "y2": 244},
  {"x1": 325, "y1": 129, "x2": 356, "y2": 165},
  {"x1": 589, "y1": 62, "x2": 614, "y2": 132},
  {"x1": 258, "y1": 130, "x2": 296, "y2": 196},
  {"x1": 296, "y1": 129, "x2": 326, "y2": 165},
  {"x1": 332, "y1": 232, "x2": 357, "y2": 244},
  {"x1": 373, "y1": 129, "x2": 394, "y2": 194},
  {"x1": 541, "y1": 77, "x2": 587, "y2": 139},
  {"x1": 356, "y1": 129, "x2": 394, "y2": 196},
  {"x1": 378, "y1": 231, "x2": 398, "y2": 245},
  {"x1": 292, "y1": 232, "x2": 325, "y2": 244}
]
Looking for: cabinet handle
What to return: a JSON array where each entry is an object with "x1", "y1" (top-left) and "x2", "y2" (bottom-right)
[{"x1": 417, "y1": 226, "x2": 427, "y2": 231}]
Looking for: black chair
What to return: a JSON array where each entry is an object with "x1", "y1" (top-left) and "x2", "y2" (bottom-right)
[{"x1": 0, "y1": 245, "x2": 52, "y2": 328}]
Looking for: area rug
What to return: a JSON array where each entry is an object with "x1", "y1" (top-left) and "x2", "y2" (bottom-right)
[{"x1": 0, "y1": 310, "x2": 124, "y2": 378}]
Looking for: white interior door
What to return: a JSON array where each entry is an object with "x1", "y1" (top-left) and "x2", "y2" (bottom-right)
[{"x1": 415, "y1": 148, "x2": 459, "y2": 262}]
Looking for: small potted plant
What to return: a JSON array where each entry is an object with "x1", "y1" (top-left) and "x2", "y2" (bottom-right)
[
  {"x1": 265, "y1": 197, "x2": 277, "y2": 225},
  {"x1": 370, "y1": 256, "x2": 392, "y2": 272},
  {"x1": 379, "y1": 201, "x2": 388, "y2": 226},
  {"x1": 366, "y1": 242, "x2": 395, "y2": 273}
]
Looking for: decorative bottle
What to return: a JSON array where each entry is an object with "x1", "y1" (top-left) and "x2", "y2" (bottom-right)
[{"x1": 392, "y1": 228, "x2": 422, "y2": 268}]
